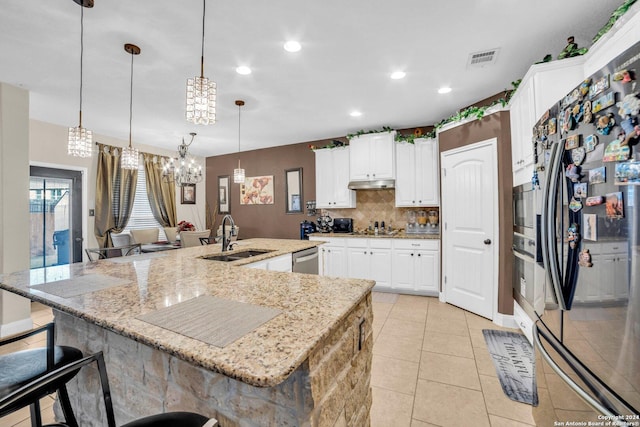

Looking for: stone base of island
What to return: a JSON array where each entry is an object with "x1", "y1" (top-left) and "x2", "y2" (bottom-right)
[{"x1": 0, "y1": 238, "x2": 374, "y2": 426}]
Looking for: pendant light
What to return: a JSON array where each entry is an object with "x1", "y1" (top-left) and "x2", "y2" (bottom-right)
[
  {"x1": 121, "y1": 43, "x2": 140, "y2": 170},
  {"x1": 233, "y1": 100, "x2": 246, "y2": 183},
  {"x1": 67, "y1": 0, "x2": 94, "y2": 158},
  {"x1": 186, "y1": 0, "x2": 216, "y2": 125}
]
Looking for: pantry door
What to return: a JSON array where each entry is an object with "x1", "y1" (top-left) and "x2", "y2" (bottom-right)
[{"x1": 441, "y1": 138, "x2": 498, "y2": 319}]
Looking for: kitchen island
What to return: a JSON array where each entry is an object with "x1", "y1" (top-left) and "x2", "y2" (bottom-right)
[{"x1": 0, "y1": 238, "x2": 375, "y2": 427}]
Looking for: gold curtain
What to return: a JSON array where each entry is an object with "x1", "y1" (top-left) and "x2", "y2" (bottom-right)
[
  {"x1": 94, "y1": 144, "x2": 139, "y2": 248},
  {"x1": 143, "y1": 153, "x2": 177, "y2": 228}
]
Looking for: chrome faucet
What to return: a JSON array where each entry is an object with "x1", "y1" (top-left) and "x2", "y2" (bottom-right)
[{"x1": 221, "y1": 214, "x2": 236, "y2": 252}]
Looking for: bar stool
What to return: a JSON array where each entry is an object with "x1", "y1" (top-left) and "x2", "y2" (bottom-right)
[
  {"x1": 0, "y1": 323, "x2": 83, "y2": 427},
  {"x1": 0, "y1": 351, "x2": 218, "y2": 427}
]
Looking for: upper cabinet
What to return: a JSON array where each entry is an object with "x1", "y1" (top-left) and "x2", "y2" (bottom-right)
[
  {"x1": 395, "y1": 138, "x2": 439, "y2": 207},
  {"x1": 510, "y1": 56, "x2": 585, "y2": 186},
  {"x1": 349, "y1": 131, "x2": 396, "y2": 182},
  {"x1": 315, "y1": 147, "x2": 356, "y2": 209}
]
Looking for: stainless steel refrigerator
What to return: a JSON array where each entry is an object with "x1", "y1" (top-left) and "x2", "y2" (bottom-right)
[{"x1": 533, "y1": 41, "x2": 640, "y2": 422}]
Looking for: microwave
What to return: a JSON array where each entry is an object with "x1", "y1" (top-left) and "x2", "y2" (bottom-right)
[
  {"x1": 332, "y1": 218, "x2": 353, "y2": 233},
  {"x1": 513, "y1": 183, "x2": 534, "y2": 236}
]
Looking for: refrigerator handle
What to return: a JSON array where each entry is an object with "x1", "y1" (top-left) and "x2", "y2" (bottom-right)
[{"x1": 541, "y1": 142, "x2": 567, "y2": 310}]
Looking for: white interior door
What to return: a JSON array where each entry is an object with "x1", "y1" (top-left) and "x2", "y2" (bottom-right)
[{"x1": 441, "y1": 138, "x2": 498, "y2": 319}]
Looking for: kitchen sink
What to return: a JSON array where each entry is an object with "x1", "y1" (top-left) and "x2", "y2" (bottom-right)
[{"x1": 201, "y1": 249, "x2": 274, "y2": 262}]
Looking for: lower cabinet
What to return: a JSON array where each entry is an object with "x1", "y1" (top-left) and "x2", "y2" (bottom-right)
[
  {"x1": 573, "y1": 242, "x2": 628, "y2": 304},
  {"x1": 244, "y1": 253, "x2": 293, "y2": 272},
  {"x1": 310, "y1": 236, "x2": 440, "y2": 296}
]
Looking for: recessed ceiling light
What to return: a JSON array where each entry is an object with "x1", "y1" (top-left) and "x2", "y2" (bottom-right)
[
  {"x1": 390, "y1": 71, "x2": 406, "y2": 80},
  {"x1": 284, "y1": 41, "x2": 301, "y2": 53},
  {"x1": 350, "y1": 111, "x2": 362, "y2": 117},
  {"x1": 236, "y1": 66, "x2": 252, "y2": 75},
  {"x1": 438, "y1": 86, "x2": 452, "y2": 94}
]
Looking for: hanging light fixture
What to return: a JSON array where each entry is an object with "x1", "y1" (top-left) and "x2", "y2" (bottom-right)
[
  {"x1": 67, "y1": 0, "x2": 94, "y2": 158},
  {"x1": 163, "y1": 132, "x2": 203, "y2": 186},
  {"x1": 233, "y1": 100, "x2": 246, "y2": 183},
  {"x1": 121, "y1": 43, "x2": 141, "y2": 170},
  {"x1": 186, "y1": 0, "x2": 216, "y2": 125}
]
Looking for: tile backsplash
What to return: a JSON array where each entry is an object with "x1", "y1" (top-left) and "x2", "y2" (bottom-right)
[{"x1": 323, "y1": 189, "x2": 439, "y2": 231}]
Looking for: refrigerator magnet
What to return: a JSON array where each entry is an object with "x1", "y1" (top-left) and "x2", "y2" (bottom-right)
[
  {"x1": 567, "y1": 223, "x2": 580, "y2": 249},
  {"x1": 569, "y1": 197, "x2": 583, "y2": 212},
  {"x1": 592, "y1": 92, "x2": 616, "y2": 114},
  {"x1": 583, "y1": 101, "x2": 593, "y2": 123},
  {"x1": 614, "y1": 161, "x2": 640, "y2": 185},
  {"x1": 584, "y1": 134, "x2": 598, "y2": 152},
  {"x1": 588, "y1": 167, "x2": 606, "y2": 184},
  {"x1": 578, "y1": 249, "x2": 593, "y2": 267},
  {"x1": 589, "y1": 74, "x2": 610, "y2": 99},
  {"x1": 583, "y1": 214, "x2": 597, "y2": 241},
  {"x1": 605, "y1": 192, "x2": 624, "y2": 218},
  {"x1": 602, "y1": 139, "x2": 630, "y2": 162},
  {"x1": 596, "y1": 113, "x2": 616, "y2": 135},
  {"x1": 616, "y1": 93, "x2": 640, "y2": 118},
  {"x1": 548, "y1": 117, "x2": 557, "y2": 134},
  {"x1": 566, "y1": 164, "x2": 582, "y2": 182},
  {"x1": 572, "y1": 103, "x2": 584, "y2": 122},
  {"x1": 565, "y1": 134, "x2": 580, "y2": 150},
  {"x1": 572, "y1": 146, "x2": 586, "y2": 165},
  {"x1": 585, "y1": 196, "x2": 605, "y2": 206},
  {"x1": 573, "y1": 183, "x2": 588, "y2": 199}
]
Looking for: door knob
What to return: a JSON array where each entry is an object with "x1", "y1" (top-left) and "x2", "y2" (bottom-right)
[
  {"x1": 75, "y1": 237, "x2": 83, "y2": 242},
  {"x1": 484, "y1": 239, "x2": 492, "y2": 245}
]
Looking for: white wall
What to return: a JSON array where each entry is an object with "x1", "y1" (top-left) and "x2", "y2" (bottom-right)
[{"x1": 29, "y1": 119, "x2": 207, "y2": 251}]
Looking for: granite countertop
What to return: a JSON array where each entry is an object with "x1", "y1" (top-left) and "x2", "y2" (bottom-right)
[
  {"x1": 309, "y1": 230, "x2": 440, "y2": 240},
  {"x1": 0, "y1": 238, "x2": 374, "y2": 387}
]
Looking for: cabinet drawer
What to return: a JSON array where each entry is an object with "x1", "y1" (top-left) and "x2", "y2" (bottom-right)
[
  {"x1": 369, "y1": 238, "x2": 392, "y2": 249},
  {"x1": 309, "y1": 236, "x2": 346, "y2": 246},
  {"x1": 346, "y1": 238, "x2": 368, "y2": 248},
  {"x1": 393, "y1": 239, "x2": 439, "y2": 251}
]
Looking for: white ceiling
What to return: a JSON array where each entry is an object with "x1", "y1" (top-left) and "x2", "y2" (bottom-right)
[{"x1": 0, "y1": 0, "x2": 623, "y2": 157}]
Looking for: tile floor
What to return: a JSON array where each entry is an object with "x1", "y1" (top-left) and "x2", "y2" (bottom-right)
[{"x1": 4, "y1": 295, "x2": 540, "y2": 427}]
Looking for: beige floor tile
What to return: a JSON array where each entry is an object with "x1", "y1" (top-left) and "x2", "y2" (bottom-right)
[
  {"x1": 425, "y1": 316, "x2": 469, "y2": 337},
  {"x1": 465, "y1": 311, "x2": 497, "y2": 330},
  {"x1": 371, "y1": 354, "x2": 420, "y2": 395},
  {"x1": 419, "y1": 351, "x2": 481, "y2": 390},
  {"x1": 473, "y1": 345, "x2": 497, "y2": 378},
  {"x1": 374, "y1": 332, "x2": 422, "y2": 363},
  {"x1": 373, "y1": 302, "x2": 394, "y2": 319},
  {"x1": 370, "y1": 386, "x2": 414, "y2": 427},
  {"x1": 388, "y1": 304, "x2": 428, "y2": 323},
  {"x1": 488, "y1": 414, "x2": 535, "y2": 427},
  {"x1": 554, "y1": 409, "x2": 601, "y2": 424},
  {"x1": 545, "y1": 373, "x2": 593, "y2": 412},
  {"x1": 413, "y1": 379, "x2": 490, "y2": 427},
  {"x1": 395, "y1": 295, "x2": 431, "y2": 310},
  {"x1": 427, "y1": 303, "x2": 467, "y2": 321},
  {"x1": 469, "y1": 327, "x2": 488, "y2": 348},
  {"x1": 410, "y1": 420, "x2": 439, "y2": 427},
  {"x1": 422, "y1": 330, "x2": 473, "y2": 358},
  {"x1": 479, "y1": 375, "x2": 536, "y2": 425},
  {"x1": 380, "y1": 318, "x2": 426, "y2": 343}
]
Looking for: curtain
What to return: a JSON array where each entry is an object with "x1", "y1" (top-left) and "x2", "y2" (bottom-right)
[
  {"x1": 94, "y1": 144, "x2": 138, "y2": 248},
  {"x1": 143, "y1": 153, "x2": 177, "y2": 228}
]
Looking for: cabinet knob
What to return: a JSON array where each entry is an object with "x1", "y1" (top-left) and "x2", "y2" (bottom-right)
[
  {"x1": 412, "y1": 200, "x2": 415, "y2": 203},
  {"x1": 418, "y1": 200, "x2": 422, "y2": 203},
  {"x1": 411, "y1": 253, "x2": 414, "y2": 256},
  {"x1": 484, "y1": 239, "x2": 492, "y2": 245},
  {"x1": 418, "y1": 253, "x2": 421, "y2": 257},
  {"x1": 364, "y1": 251, "x2": 367, "y2": 254}
]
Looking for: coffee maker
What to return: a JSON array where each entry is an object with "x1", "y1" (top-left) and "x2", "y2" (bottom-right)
[{"x1": 300, "y1": 220, "x2": 317, "y2": 240}]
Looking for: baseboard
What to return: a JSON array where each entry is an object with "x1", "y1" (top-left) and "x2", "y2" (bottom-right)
[
  {"x1": 492, "y1": 311, "x2": 517, "y2": 330},
  {"x1": 438, "y1": 291, "x2": 445, "y2": 302},
  {"x1": 0, "y1": 317, "x2": 34, "y2": 338}
]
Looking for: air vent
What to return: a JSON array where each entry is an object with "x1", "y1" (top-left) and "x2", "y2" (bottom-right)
[{"x1": 467, "y1": 48, "x2": 500, "y2": 68}]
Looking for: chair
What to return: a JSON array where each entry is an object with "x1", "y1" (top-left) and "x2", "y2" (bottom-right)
[
  {"x1": 214, "y1": 225, "x2": 239, "y2": 243},
  {"x1": 163, "y1": 227, "x2": 179, "y2": 243},
  {"x1": 130, "y1": 228, "x2": 159, "y2": 244},
  {"x1": 85, "y1": 243, "x2": 142, "y2": 261},
  {"x1": 0, "y1": 323, "x2": 83, "y2": 427},
  {"x1": 180, "y1": 230, "x2": 211, "y2": 248},
  {"x1": 110, "y1": 232, "x2": 132, "y2": 247},
  {"x1": 0, "y1": 351, "x2": 218, "y2": 427}
]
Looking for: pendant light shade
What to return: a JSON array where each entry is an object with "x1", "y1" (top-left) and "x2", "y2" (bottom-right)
[
  {"x1": 233, "y1": 100, "x2": 246, "y2": 184},
  {"x1": 68, "y1": 2, "x2": 93, "y2": 158},
  {"x1": 121, "y1": 43, "x2": 140, "y2": 170},
  {"x1": 186, "y1": 0, "x2": 216, "y2": 125}
]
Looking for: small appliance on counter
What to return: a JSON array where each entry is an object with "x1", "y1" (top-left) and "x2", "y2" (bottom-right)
[
  {"x1": 332, "y1": 218, "x2": 353, "y2": 233},
  {"x1": 316, "y1": 213, "x2": 333, "y2": 233},
  {"x1": 300, "y1": 220, "x2": 317, "y2": 240}
]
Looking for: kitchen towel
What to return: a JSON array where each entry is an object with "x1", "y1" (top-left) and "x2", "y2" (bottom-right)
[
  {"x1": 482, "y1": 329, "x2": 538, "y2": 406},
  {"x1": 29, "y1": 274, "x2": 130, "y2": 298},
  {"x1": 137, "y1": 295, "x2": 282, "y2": 348}
]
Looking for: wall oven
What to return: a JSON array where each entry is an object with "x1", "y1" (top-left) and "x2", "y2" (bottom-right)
[{"x1": 513, "y1": 182, "x2": 535, "y2": 236}]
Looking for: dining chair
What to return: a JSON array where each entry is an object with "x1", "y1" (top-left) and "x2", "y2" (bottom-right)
[
  {"x1": 0, "y1": 351, "x2": 218, "y2": 427},
  {"x1": 163, "y1": 227, "x2": 179, "y2": 243},
  {"x1": 180, "y1": 230, "x2": 211, "y2": 248},
  {"x1": 130, "y1": 228, "x2": 159, "y2": 245},
  {"x1": 0, "y1": 323, "x2": 83, "y2": 427},
  {"x1": 85, "y1": 244, "x2": 142, "y2": 261},
  {"x1": 110, "y1": 232, "x2": 132, "y2": 247}
]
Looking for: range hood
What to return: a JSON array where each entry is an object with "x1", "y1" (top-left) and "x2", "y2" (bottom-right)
[{"x1": 348, "y1": 179, "x2": 395, "y2": 190}]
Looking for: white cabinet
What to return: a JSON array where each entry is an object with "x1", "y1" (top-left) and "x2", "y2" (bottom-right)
[
  {"x1": 391, "y1": 239, "x2": 439, "y2": 296},
  {"x1": 573, "y1": 242, "x2": 628, "y2": 304},
  {"x1": 315, "y1": 147, "x2": 356, "y2": 209},
  {"x1": 349, "y1": 131, "x2": 396, "y2": 182},
  {"x1": 346, "y1": 238, "x2": 392, "y2": 289},
  {"x1": 244, "y1": 253, "x2": 292, "y2": 272},
  {"x1": 309, "y1": 237, "x2": 347, "y2": 277},
  {"x1": 395, "y1": 138, "x2": 439, "y2": 207}
]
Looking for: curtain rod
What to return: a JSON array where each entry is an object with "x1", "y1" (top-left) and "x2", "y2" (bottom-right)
[{"x1": 95, "y1": 141, "x2": 173, "y2": 159}]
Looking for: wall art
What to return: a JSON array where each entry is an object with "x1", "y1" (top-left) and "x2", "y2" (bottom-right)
[{"x1": 240, "y1": 175, "x2": 274, "y2": 205}]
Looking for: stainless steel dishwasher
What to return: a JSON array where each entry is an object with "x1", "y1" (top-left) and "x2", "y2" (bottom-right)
[{"x1": 292, "y1": 247, "x2": 319, "y2": 274}]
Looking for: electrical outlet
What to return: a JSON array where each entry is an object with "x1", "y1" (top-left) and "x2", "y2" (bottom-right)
[
  {"x1": 358, "y1": 318, "x2": 365, "y2": 351},
  {"x1": 89, "y1": 209, "x2": 95, "y2": 217}
]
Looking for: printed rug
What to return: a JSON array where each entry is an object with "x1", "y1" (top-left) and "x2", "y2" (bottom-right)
[{"x1": 482, "y1": 329, "x2": 538, "y2": 406}]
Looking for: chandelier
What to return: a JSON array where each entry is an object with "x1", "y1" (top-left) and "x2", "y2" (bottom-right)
[
  {"x1": 186, "y1": 0, "x2": 216, "y2": 125},
  {"x1": 121, "y1": 43, "x2": 140, "y2": 170},
  {"x1": 67, "y1": 0, "x2": 93, "y2": 158},
  {"x1": 233, "y1": 100, "x2": 246, "y2": 183},
  {"x1": 163, "y1": 132, "x2": 203, "y2": 186}
]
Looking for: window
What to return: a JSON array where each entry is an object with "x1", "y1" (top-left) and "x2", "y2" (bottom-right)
[{"x1": 124, "y1": 165, "x2": 167, "y2": 240}]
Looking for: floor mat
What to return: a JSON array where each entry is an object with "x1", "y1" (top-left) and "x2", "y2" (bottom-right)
[{"x1": 482, "y1": 329, "x2": 538, "y2": 406}]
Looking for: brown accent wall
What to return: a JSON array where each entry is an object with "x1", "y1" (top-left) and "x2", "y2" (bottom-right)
[
  {"x1": 438, "y1": 111, "x2": 514, "y2": 316},
  {"x1": 205, "y1": 142, "x2": 316, "y2": 240}
]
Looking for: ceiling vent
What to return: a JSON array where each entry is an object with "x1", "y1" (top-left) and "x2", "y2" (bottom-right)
[{"x1": 467, "y1": 48, "x2": 500, "y2": 68}]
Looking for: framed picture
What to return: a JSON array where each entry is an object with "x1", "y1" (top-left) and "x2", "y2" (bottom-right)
[
  {"x1": 218, "y1": 175, "x2": 230, "y2": 213},
  {"x1": 285, "y1": 168, "x2": 303, "y2": 214},
  {"x1": 181, "y1": 183, "x2": 196, "y2": 204},
  {"x1": 240, "y1": 176, "x2": 274, "y2": 205}
]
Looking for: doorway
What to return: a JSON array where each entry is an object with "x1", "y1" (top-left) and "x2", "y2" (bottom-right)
[
  {"x1": 29, "y1": 166, "x2": 83, "y2": 267},
  {"x1": 441, "y1": 138, "x2": 498, "y2": 319}
]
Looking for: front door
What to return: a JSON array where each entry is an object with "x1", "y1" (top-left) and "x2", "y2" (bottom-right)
[
  {"x1": 29, "y1": 166, "x2": 83, "y2": 267},
  {"x1": 441, "y1": 138, "x2": 497, "y2": 319}
]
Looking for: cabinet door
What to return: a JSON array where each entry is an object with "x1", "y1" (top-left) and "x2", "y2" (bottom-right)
[
  {"x1": 325, "y1": 245, "x2": 346, "y2": 277},
  {"x1": 370, "y1": 133, "x2": 395, "y2": 180},
  {"x1": 347, "y1": 248, "x2": 370, "y2": 280},
  {"x1": 332, "y1": 147, "x2": 356, "y2": 208},
  {"x1": 348, "y1": 138, "x2": 371, "y2": 181},
  {"x1": 370, "y1": 248, "x2": 392, "y2": 289},
  {"x1": 598, "y1": 254, "x2": 617, "y2": 301},
  {"x1": 395, "y1": 142, "x2": 417, "y2": 207},
  {"x1": 415, "y1": 139, "x2": 439, "y2": 206},
  {"x1": 615, "y1": 253, "x2": 629, "y2": 300},
  {"x1": 391, "y1": 249, "x2": 415, "y2": 291},
  {"x1": 315, "y1": 149, "x2": 333, "y2": 208},
  {"x1": 415, "y1": 250, "x2": 439, "y2": 295}
]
